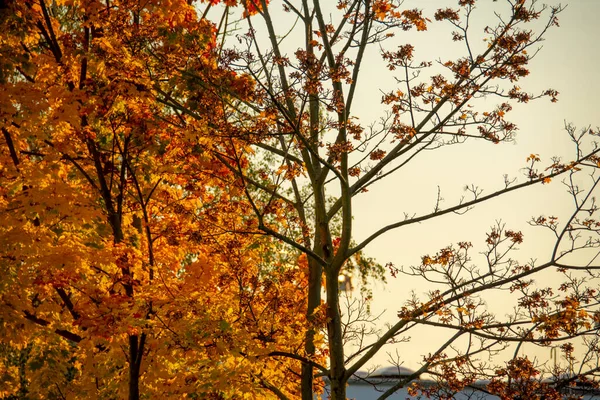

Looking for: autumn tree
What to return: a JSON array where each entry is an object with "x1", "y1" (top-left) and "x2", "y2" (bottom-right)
[
  {"x1": 167, "y1": 0, "x2": 600, "y2": 399},
  {"x1": 0, "y1": 1, "x2": 317, "y2": 399}
]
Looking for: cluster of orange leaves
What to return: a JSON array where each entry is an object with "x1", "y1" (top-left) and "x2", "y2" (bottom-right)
[
  {"x1": 0, "y1": 0, "x2": 320, "y2": 398},
  {"x1": 487, "y1": 358, "x2": 562, "y2": 400}
]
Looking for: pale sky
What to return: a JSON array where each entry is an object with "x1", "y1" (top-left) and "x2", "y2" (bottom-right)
[{"x1": 347, "y1": 0, "x2": 600, "y2": 372}]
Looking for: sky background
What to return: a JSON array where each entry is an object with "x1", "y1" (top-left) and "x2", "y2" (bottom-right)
[
  {"x1": 347, "y1": 0, "x2": 600, "y2": 373},
  {"x1": 214, "y1": 0, "x2": 600, "y2": 375}
]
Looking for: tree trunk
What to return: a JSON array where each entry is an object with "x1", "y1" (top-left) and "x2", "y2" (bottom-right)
[
  {"x1": 128, "y1": 367, "x2": 140, "y2": 400},
  {"x1": 128, "y1": 334, "x2": 145, "y2": 400},
  {"x1": 302, "y1": 257, "x2": 322, "y2": 399},
  {"x1": 326, "y1": 269, "x2": 346, "y2": 400}
]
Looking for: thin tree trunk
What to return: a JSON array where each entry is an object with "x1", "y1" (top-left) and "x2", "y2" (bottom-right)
[
  {"x1": 301, "y1": 1, "x2": 324, "y2": 396},
  {"x1": 302, "y1": 259, "x2": 322, "y2": 399},
  {"x1": 326, "y1": 269, "x2": 346, "y2": 400},
  {"x1": 128, "y1": 333, "x2": 146, "y2": 400}
]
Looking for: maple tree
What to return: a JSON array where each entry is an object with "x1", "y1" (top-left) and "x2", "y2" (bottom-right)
[{"x1": 0, "y1": 1, "x2": 317, "y2": 399}]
